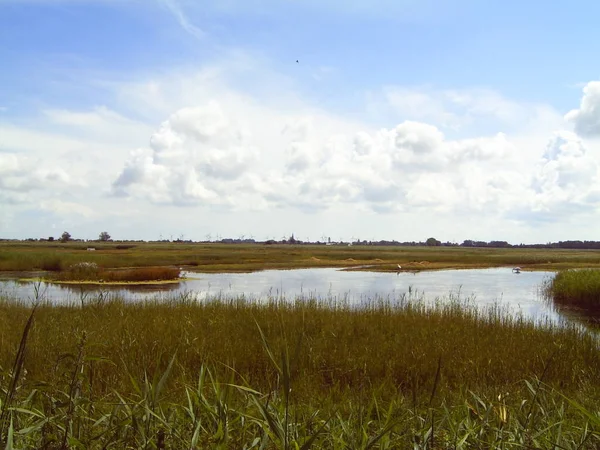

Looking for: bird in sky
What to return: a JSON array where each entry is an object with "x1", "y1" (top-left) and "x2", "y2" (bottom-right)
[{"x1": 296, "y1": 60, "x2": 299, "y2": 63}]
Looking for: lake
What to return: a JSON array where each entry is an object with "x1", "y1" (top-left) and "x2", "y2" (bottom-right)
[{"x1": 0, "y1": 267, "x2": 567, "y2": 323}]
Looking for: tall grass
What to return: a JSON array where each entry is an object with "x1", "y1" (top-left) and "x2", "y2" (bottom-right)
[
  {"x1": 0, "y1": 293, "x2": 598, "y2": 400},
  {"x1": 53, "y1": 264, "x2": 181, "y2": 282},
  {"x1": 1, "y1": 293, "x2": 600, "y2": 447},
  {"x1": 39, "y1": 256, "x2": 63, "y2": 271},
  {"x1": 546, "y1": 269, "x2": 600, "y2": 314},
  {"x1": 100, "y1": 267, "x2": 181, "y2": 282}
]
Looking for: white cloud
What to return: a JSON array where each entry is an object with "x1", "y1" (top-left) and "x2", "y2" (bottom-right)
[
  {"x1": 42, "y1": 106, "x2": 153, "y2": 145},
  {"x1": 108, "y1": 74, "x2": 600, "y2": 238},
  {"x1": 113, "y1": 102, "x2": 260, "y2": 206},
  {"x1": 373, "y1": 87, "x2": 463, "y2": 128},
  {"x1": 0, "y1": 190, "x2": 33, "y2": 206},
  {"x1": 529, "y1": 131, "x2": 600, "y2": 213},
  {"x1": 370, "y1": 86, "x2": 564, "y2": 137},
  {"x1": 0, "y1": 152, "x2": 73, "y2": 196},
  {"x1": 0, "y1": 117, "x2": 149, "y2": 205},
  {"x1": 158, "y1": 0, "x2": 204, "y2": 39},
  {"x1": 565, "y1": 81, "x2": 600, "y2": 137},
  {"x1": 4, "y1": 56, "x2": 600, "y2": 242},
  {"x1": 110, "y1": 92, "x2": 537, "y2": 220},
  {"x1": 39, "y1": 199, "x2": 98, "y2": 219},
  {"x1": 0, "y1": 105, "x2": 156, "y2": 240}
]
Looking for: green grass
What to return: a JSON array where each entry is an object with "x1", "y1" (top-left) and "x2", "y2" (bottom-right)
[
  {"x1": 1, "y1": 291, "x2": 600, "y2": 447},
  {"x1": 3, "y1": 241, "x2": 600, "y2": 273},
  {"x1": 546, "y1": 268, "x2": 600, "y2": 312}
]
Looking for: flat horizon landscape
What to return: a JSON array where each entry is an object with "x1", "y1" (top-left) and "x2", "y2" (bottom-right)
[{"x1": 4, "y1": 0, "x2": 600, "y2": 447}]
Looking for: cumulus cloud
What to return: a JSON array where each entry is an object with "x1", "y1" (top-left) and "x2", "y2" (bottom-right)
[
  {"x1": 112, "y1": 96, "x2": 535, "y2": 217},
  {"x1": 5, "y1": 57, "x2": 600, "y2": 241},
  {"x1": 565, "y1": 81, "x2": 600, "y2": 137},
  {"x1": 534, "y1": 132, "x2": 599, "y2": 197},
  {"x1": 113, "y1": 102, "x2": 259, "y2": 206},
  {"x1": 506, "y1": 131, "x2": 600, "y2": 222}
]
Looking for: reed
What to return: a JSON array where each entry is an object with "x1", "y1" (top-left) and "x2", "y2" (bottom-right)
[
  {"x1": 53, "y1": 264, "x2": 181, "y2": 282},
  {"x1": 546, "y1": 269, "x2": 600, "y2": 313},
  {"x1": 1, "y1": 292, "x2": 600, "y2": 448},
  {"x1": 0, "y1": 293, "x2": 598, "y2": 399},
  {"x1": 100, "y1": 267, "x2": 181, "y2": 282}
]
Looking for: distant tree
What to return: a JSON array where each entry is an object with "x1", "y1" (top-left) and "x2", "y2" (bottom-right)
[
  {"x1": 99, "y1": 231, "x2": 111, "y2": 242},
  {"x1": 60, "y1": 231, "x2": 72, "y2": 243},
  {"x1": 489, "y1": 240, "x2": 510, "y2": 248},
  {"x1": 426, "y1": 237, "x2": 441, "y2": 247},
  {"x1": 48, "y1": 236, "x2": 54, "y2": 242}
]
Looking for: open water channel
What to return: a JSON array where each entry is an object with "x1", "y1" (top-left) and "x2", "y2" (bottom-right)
[{"x1": 0, "y1": 267, "x2": 570, "y2": 324}]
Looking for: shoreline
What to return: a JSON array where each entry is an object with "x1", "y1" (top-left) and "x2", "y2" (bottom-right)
[
  {"x1": 4, "y1": 264, "x2": 551, "y2": 285},
  {"x1": 14, "y1": 277, "x2": 188, "y2": 286}
]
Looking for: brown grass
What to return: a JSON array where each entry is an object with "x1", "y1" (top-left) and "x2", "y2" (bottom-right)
[
  {"x1": 2, "y1": 293, "x2": 600, "y2": 448},
  {"x1": 0, "y1": 294, "x2": 597, "y2": 404},
  {"x1": 54, "y1": 265, "x2": 181, "y2": 282},
  {"x1": 100, "y1": 267, "x2": 181, "y2": 282}
]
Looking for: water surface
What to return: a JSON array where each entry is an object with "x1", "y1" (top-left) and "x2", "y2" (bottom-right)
[{"x1": 0, "y1": 267, "x2": 561, "y2": 322}]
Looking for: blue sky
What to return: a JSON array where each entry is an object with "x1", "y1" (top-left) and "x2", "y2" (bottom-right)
[
  {"x1": 3, "y1": 0, "x2": 598, "y2": 106},
  {"x1": 2, "y1": 0, "x2": 600, "y2": 243}
]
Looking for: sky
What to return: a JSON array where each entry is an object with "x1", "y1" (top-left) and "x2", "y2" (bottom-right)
[{"x1": 2, "y1": 0, "x2": 600, "y2": 243}]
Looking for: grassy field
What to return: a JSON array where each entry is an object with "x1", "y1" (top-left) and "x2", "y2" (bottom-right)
[
  {"x1": 3, "y1": 241, "x2": 600, "y2": 274},
  {"x1": 1, "y1": 291, "x2": 600, "y2": 448}
]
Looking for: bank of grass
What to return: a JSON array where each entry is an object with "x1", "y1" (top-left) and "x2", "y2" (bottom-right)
[
  {"x1": 1, "y1": 292, "x2": 600, "y2": 447},
  {"x1": 547, "y1": 268, "x2": 600, "y2": 311},
  {"x1": 3, "y1": 241, "x2": 600, "y2": 273},
  {"x1": 52, "y1": 263, "x2": 181, "y2": 283}
]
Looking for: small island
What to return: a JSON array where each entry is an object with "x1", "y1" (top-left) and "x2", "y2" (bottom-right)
[{"x1": 45, "y1": 261, "x2": 182, "y2": 285}]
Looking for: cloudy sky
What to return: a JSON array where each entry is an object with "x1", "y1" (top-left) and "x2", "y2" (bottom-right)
[{"x1": 2, "y1": 0, "x2": 600, "y2": 243}]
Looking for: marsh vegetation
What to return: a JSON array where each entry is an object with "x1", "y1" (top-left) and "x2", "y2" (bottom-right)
[
  {"x1": 2, "y1": 242, "x2": 600, "y2": 447},
  {"x1": 53, "y1": 263, "x2": 181, "y2": 283},
  {"x1": 3, "y1": 241, "x2": 600, "y2": 274},
  {"x1": 545, "y1": 268, "x2": 600, "y2": 319},
  {"x1": 1, "y1": 291, "x2": 600, "y2": 448}
]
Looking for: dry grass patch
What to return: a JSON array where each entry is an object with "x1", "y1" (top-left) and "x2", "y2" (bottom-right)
[{"x1": 53, "y1": 263, "x2": 181, "y2": 282}]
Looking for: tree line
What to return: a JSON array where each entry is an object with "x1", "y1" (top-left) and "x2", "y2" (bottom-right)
[{"x1": 8, "y1": 233, "x2": 600, "y2": 250}]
